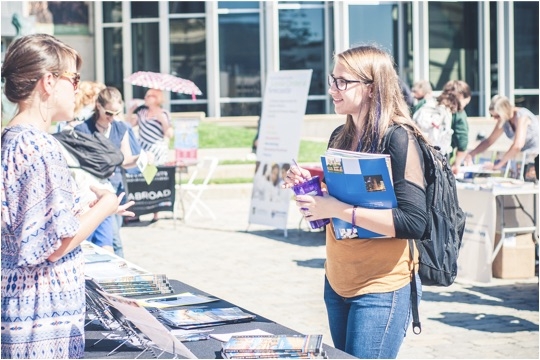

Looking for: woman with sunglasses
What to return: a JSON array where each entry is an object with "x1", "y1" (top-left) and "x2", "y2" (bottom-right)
[
  {"x1": 75, "y1": 87, "x2": 143, "y2": 257},
  {"x1": 1, "y1": 34, "x2": 134, "y2": 359},
  {"x1": 282, "y1": 45, "x2": 428, "y2": 359}
]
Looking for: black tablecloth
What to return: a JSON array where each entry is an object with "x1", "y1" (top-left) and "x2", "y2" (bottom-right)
[{"x1": 84, "y1": 279, "x2": 355, "y2": 359}]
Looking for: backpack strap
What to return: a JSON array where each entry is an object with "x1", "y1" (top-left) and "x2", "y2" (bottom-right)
[
  {"x1": 409, "y1": 239, "x2": 422, "y2": 334},
  {"x1": 383, "y1": 124, "x2": 422, "y2": 335},
  {"x1": 381, "y1": 124, "x2": 399, "y2": 154}
]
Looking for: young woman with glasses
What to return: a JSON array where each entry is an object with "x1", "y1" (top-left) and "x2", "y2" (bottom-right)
[
  {"x1": 283, "y1": 45, "x2": 428, "y2": 358},
  {"x1": 1, "y1": 33, "x2": 134, "y2": 359}
]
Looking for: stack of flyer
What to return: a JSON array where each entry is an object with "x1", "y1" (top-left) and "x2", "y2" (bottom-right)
[
  {"x1": 321, "y1": 148, "x2": 397, "y2": 239},
  {"x1": 221, "y1": 334, "x2": 326, "y2": 359},
  {"x1": 158, "y1": 307, "x2": 256, "y2": 329},
  {"x1": 82, "y1": 241, "x2": 173, "y2": 296},
  {"x1": 95, "y1": 274, "x2": 174, "y2": 296}
]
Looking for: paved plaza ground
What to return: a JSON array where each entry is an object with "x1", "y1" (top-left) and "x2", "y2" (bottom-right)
[{"x1": 119, "y1": 182, "x2": 539, "y2": 359}]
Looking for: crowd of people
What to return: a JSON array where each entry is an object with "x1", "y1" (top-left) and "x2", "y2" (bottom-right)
[{"x1": 1, "y1": 33, "x2": 538, "y2": 360}]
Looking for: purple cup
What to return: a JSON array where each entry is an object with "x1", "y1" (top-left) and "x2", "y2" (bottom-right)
[{"x1": 292, "y1": 176, "x2": 330, "y2": 229}]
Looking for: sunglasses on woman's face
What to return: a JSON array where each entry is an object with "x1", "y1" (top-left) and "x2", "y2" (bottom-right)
[
  {"x1": 54, "y1": 71, "x2": 81, "y2": 90},
  {"x1": 103, "y1": 108, "x2": 122, "y2": 117}
]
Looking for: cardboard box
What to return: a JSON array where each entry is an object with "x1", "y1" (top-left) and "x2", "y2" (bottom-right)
[{"x1": 492, "y1": 233, "x2": 536, "y2": 279}]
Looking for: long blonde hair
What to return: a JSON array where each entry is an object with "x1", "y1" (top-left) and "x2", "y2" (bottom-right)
[
  {"x1": 489, "y1": 94, "x2": 513, "y2": 121},
  {"x1": 330, "y1": 45, "x2": 422, "y2": 152}
]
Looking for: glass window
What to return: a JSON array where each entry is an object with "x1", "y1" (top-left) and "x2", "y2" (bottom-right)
[
  {"x1": 489, "y1": 2, "x2": 498, "y2": 98},
  {"x1": 305, "y1": 100, "x2": 325, "y2": 115},
  {"x1": 401, "y1": 3, "x2": 414, "y2": 86},
  {"x1": 44, "y1": 1, "x2": 89, "y2": 35},
  {"x1": 131, "y1": 22, "x2": 160, "y2": 99},
  {"x1": 514, "y1": 2, "x2": 539, "y2": 92},
  {"x1": 171, "y1": 103, "x2": 208, "y2": 114},
  {"x1": 169, "y1": 1, "x2": 205, "y2": 14},
  {"x1": 103, "y1": 1, "x2": 122, "y2": 23},
  {"x1": 279, "y1": 6, "x2": 325, "y2": 96},
  {"x1": 428, "y1": 2, "x2": 479, "y2": 116},
  {"x1": 131, "y1": 1, "x2": 158, "y2": 18},
  {"x1": 349, "y1": 4, "x2": 395, "y2": 53},
  {"x1": 103, "y1": 27, "x2": 124, "y2": 93},
  {"x1": 515, "y1": 95, "x2": 539, "y2": 116},
  {"x1": 169, "y1": 19, "x2": 207, "y2": 101},
  {"x1": 218, "y1": 2, "x2": 259, "y2": 9},
  {"x1": 279, "y1": 1, "x2": 324, "y2": 5},
  {"x1": 219, "y1": 13, "x2": 261, "y2": 98},
  {"x1": 220, "y1": 102, "x2": 262, "y2": 117}
]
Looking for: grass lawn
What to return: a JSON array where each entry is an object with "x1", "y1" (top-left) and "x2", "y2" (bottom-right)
[
  {"x1": 179, "y1": 123, "x2": 328, "y2": 184},
  {"x1": 197, "y1": 122, "x2": 327, "y2": 163}
]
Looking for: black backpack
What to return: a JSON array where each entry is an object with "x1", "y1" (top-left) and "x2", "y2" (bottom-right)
[
  {"x1": 53, "y1": 129, "x2": 124, "y2": 179},
  {"x1": 383, "y1": 124, "x2": 466, "y2": 334}
]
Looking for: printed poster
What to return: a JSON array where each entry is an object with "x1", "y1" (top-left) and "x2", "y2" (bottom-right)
[
  {"x1": 174, "y1": 118, "x2": 199, "y2": 165},
  {"x1": 248, "y1": 70, "x2": 312, "y2": 229}
]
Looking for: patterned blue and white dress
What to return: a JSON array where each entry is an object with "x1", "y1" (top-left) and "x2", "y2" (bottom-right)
[{"x1": 1, "y1": 125, "x2": 84, "y2": 359}]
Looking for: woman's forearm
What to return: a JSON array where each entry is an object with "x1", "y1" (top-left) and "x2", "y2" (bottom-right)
[{"x1": 47, "y1": 193, "x2": 117, "y2": 262}]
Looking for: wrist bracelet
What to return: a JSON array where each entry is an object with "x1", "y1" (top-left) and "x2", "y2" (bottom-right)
[{"x1": 352, "y1": 206, "x2": 358, "y2": 228}]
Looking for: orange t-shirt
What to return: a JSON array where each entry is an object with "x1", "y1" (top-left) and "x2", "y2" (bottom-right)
[{"x1": 325, "y1": 222, "x2": 419, "y2": 298}]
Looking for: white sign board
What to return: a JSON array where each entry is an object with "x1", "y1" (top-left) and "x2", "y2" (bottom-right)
[
  {"x1": 456, "y1": 187, "x2": 495, "y2": 283},
  {"x1": 248, "y1": 70, "x2": 313, "y2": 229}
]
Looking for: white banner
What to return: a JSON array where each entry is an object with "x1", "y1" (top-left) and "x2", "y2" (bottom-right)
[
  {"x1": 248, "y1": 70, "x2": 313, "y2": 229},
  {"x1": 456, "y1": 187, "x2": 495, "y2": 283}
]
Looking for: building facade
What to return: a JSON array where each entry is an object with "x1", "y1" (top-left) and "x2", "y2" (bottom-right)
[{"x1": 2, "y1": 1, "x2": 539, "y2": 118}]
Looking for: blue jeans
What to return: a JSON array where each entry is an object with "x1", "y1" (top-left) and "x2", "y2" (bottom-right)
[
  {"x1": 324, "y1": 275, "x2": 422, "y2": 359},
  {"x1": 88, "y1": 215, "x2": 114, "y2": 248},
  {"x1": 111, "y1": 214, "x2": 124, "y2": 257}
]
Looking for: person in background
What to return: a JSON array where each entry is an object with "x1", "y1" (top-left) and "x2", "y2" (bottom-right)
[
  {"x1": 75, "y1": 87, "x2": 144, "y2": 257},
  {"x1": 417, "y1": 88, "x2": 460, "y2": 155},
  {"x1": 127, "y1": 88, "x2": 173, "y2": 223},
  {"x1": 1, "y1": 33, "x2": 133, "y2": 359},
  {"x1": 55, "y1": 80, "x2": 105, "y2": 132},
  {"x1": 464, "y1": 94, "x2": 539, "y2": 172},
  {"x1": 411, "y1": 80, "x2": 433, "y2": 115},
  {"x1": 442, "y1": 80, "x2": 471, "y2": 174},
  {"x1": 74, "y1": 80, "x2": 106, "y2": 121},
  {"x1": 282, "y1": 44, "x2": 428, "y2": 359},
  {"x1": 399, "y1": 77, "x2": 415, "y2": 111}
]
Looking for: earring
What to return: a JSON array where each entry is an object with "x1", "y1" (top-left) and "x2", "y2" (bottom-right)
[{"x1": 38, "y1": 92, "x2": 50, "y2": 122}]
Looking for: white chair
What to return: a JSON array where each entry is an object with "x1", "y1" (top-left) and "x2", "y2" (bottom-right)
[{"x1": 177, "y1": 157, "x2": 219, "y2": 221}]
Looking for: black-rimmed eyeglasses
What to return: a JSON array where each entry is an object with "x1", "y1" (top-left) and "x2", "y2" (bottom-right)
[{"x1": 328, "y1": 74, "x2": 371, "y2": 91}]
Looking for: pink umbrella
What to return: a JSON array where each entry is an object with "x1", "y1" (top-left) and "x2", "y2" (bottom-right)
[{"x1": 124, "y1": 71, "x2": 202, "y2": 100}]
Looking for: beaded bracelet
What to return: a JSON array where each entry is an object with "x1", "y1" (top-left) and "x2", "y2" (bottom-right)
[{"x1": 352, "y1": 206, "x2": 358, "y2": 228}]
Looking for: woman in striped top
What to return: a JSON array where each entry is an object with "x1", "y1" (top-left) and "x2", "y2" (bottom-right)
[
  {"x1": 128, "y1": 88, "x2": 173, "y2": 222},
  {"x1": 128, "y1": 88, "x2": 173, "y2": 165}
]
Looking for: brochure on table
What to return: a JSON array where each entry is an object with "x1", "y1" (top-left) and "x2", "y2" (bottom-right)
[
  {"x1": 322, "y1": 149, "x2": 397, "y2": 239},
  {"x1": 248, "y1": 69, "x2": 312, "y2": 231},
  {"x1": 97, "y1": 289, "x2": 196, "y2": 359}
]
